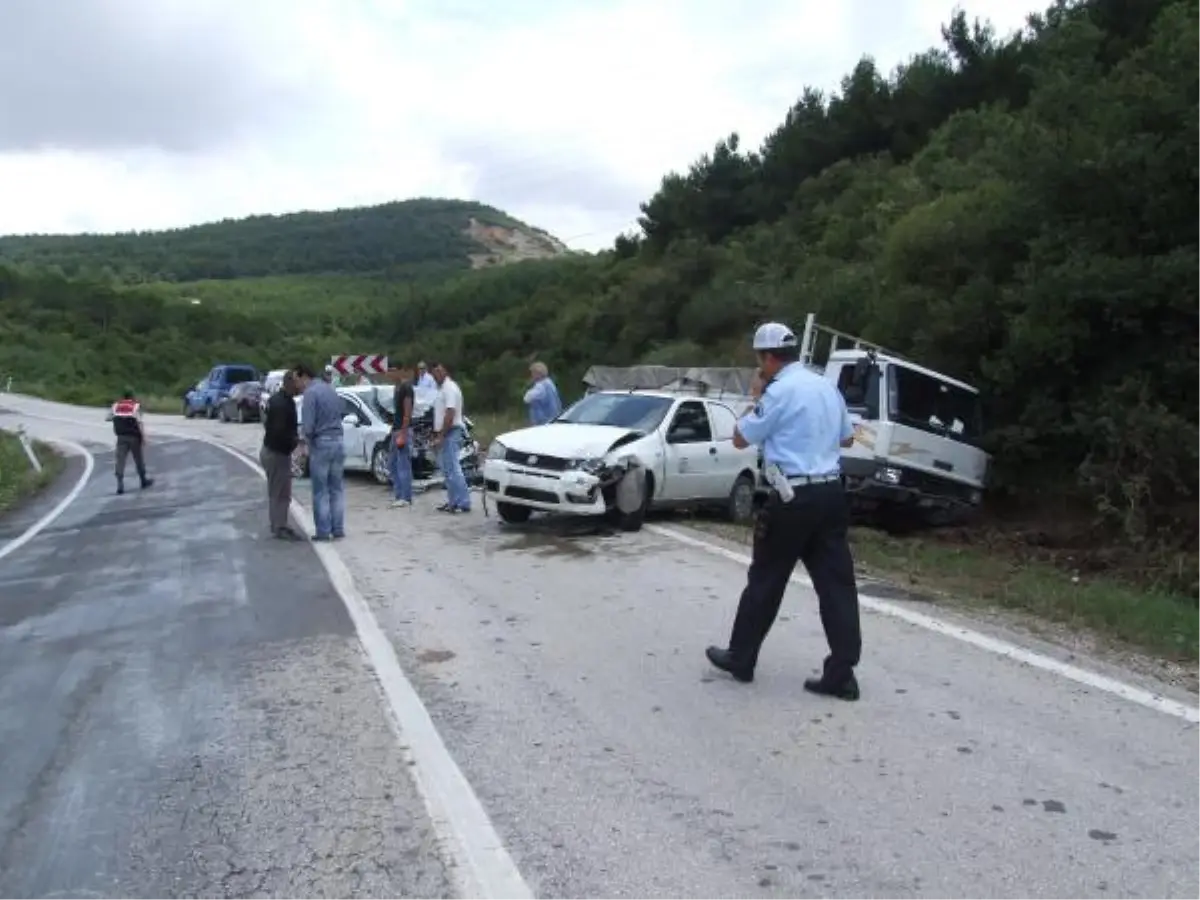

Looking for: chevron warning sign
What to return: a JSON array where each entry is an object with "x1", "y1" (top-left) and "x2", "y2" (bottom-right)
[{"x1": 330, "y1": 354, "x2": 388, "y2": 376}]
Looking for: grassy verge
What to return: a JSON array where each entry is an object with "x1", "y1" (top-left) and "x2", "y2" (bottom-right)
[
  {"x1": 685, "y1": 518, "x2": 1198, "y2": 664},
  {"x1": 471, "y1": 409, "x2": 529, "y2": 448},
  {"x1": 138, "y1": 394, "x2": 185, "y2": 415},
  {"x1": 0, "y1": 430, "x2": 66, "y2": 514}
]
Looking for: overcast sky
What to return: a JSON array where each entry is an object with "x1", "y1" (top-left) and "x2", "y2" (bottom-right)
[{"x1": 0, "y1": 0, "x2": 1033, "y2": 252}]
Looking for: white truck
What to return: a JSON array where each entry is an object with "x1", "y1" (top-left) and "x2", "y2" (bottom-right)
[{"x1": 796, "y1": 313, "x2": 990, "y2": 528}]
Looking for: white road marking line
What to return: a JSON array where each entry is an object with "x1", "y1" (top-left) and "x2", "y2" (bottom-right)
[
  {"x1": 646, "y1": 523, "x2": 1200, "y2": 724},
  {"x1": 197, "y1": 437, "x2": 533, "y2": 900},
  {"x1": 0, "y1": 439, "x2": 94, "y2": 565}
]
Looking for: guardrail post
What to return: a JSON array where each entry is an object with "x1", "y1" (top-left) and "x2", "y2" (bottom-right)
[{"x1": 16, "y1": 426, "x2": 42, "y2": 473}]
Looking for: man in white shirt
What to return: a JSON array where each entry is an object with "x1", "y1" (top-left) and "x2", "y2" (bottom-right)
[
  {"x1": 431, "y1": 362, "x2": 471, "y2": 513},
  {"x1": 415, "y1": 361, "x2": 437, "y2": 393}
]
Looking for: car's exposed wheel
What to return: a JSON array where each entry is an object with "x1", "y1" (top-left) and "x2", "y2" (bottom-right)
[
  {"x1": 495, "y1": 501, "x2": 532, "y2": 524},
  {"x1": 727, "y1": 474, "x2": 755, "y2": 524},
  {"x1": 606, "y1": 469, "x2": 650, "y2": 532},
  {"x1": 371, "y1": 443, "x2": 391, "y2": 485}
]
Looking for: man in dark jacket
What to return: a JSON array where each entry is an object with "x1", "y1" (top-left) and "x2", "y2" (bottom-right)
[
  {"x1": 110, "y1": 388, "x2": 153, "y2": 495},
  {"x1": 260, "y1": 371, "x2": 302, "y2": 540}
]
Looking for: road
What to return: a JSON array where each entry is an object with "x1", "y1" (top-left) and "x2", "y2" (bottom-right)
[{"x1": 1, "y1": 393, "x2": 1197, "y2": 899}]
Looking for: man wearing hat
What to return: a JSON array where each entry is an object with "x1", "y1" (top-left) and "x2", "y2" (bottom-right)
[
  {"x1": 110, "y1": 388, "x2": 154, "y2": 495},
  {"x1": 705, "y1": 322, "x2": 863, "y2": 700}
]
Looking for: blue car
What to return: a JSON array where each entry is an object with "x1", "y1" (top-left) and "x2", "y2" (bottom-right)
[{"x1": 183, "y1": 363, "x2": 259, "y2": 419}]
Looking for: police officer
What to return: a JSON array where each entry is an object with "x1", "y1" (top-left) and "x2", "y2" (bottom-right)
[
  {"x1": 705, "y1": 322, "x2": 863, "y2": 700},
  {"x1": 110, "y1": 388, "x2": 154, "y2": 495}
]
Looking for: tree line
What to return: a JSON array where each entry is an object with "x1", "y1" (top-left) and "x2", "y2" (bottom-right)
[{"x1": 0, "y1": 199, "x2": 531, "y2": 283}]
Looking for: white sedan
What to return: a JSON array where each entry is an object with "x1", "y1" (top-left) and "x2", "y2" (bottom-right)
[
  {"x1": 482, "y1": 390, "x2": 759, "y2": 531},
  {"x1": 291, "y1": 385, "x2": 393, "y2": 483}
]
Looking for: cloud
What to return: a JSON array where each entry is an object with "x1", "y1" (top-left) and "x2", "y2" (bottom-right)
[{"x1": 0, "y1": 0, "x2": 1036, "y2": 252}]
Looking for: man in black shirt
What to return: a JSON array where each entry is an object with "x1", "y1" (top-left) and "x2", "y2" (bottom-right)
[
  {"x1": 260, "y1": 371, "x2": 302, "y2": 540},
  {"x1": 390, "y1": 372, "x2": 415, "y2": 508}
]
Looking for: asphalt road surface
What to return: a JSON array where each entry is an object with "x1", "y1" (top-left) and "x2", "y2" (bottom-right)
[
  {"x1": 2, "y1": 395, "x2": 1197, "y2": 899},
  {"x1": 0, "y1": 429, "x2": 451, "y2": 899}
]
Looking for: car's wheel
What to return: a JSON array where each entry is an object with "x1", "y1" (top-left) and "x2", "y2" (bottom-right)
[
  {"x1": 183, "y1": 402, "x2": 192, "y2": 419},
  {"x1": 371, "y1": 443, "x2": 391, "y2": 485},
  {"x1": 606, "y1": 469, "x2": 651, "y2": 532},
  {"x1": 727, "y1": 473, "x2": 755, "y2": 524},
  {"x1": 237, "y1": 406, "x2": 246, "y2": 424},
  {"x1": 495, "y1": 502, "x2": 532, "y2": 524}
]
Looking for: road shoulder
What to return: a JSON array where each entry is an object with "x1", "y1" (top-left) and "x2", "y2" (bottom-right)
[{"x1": 0, "y1": 435, "x2": 78, "y2": 544}]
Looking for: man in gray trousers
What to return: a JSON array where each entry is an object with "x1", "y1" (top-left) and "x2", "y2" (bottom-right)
[{"x1": 260, "y1": 371, "x2": 303, "y2": 541}]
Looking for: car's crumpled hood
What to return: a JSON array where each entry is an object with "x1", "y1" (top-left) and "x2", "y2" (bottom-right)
[{"x1": 500, "y1": 423, "x2": 640, "y2": 459}]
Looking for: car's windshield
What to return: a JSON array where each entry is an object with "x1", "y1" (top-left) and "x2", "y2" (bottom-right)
[
  {"x1": 227, "y1": 367, "x2": 257, "y2": 385},
  {"x1": 888, "y1": 364, "x2": 983, "y2": 445},
  {"x1": 557, "y1": 393, "x2": 674, "y2": 432}
]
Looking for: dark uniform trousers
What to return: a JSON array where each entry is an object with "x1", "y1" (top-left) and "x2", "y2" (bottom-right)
[
  {"x1": 729, "y1": 480, "x2": 862, "y2": 681},
  {"x1": 115, "y1": 435, "x2": 147, "y2": 481}
]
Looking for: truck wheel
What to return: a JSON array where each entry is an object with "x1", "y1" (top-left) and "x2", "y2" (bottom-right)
[
  {"x1": 495, "y1": 502, "x2": 532, "y2": 524},
  {"x1": 726, "y1": 474, "x2": 755, "y2": 524}
]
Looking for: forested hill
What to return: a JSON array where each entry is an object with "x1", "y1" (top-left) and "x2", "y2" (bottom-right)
[{"x1": 0, "y1": 198, "x2": 569, "y2": 282}]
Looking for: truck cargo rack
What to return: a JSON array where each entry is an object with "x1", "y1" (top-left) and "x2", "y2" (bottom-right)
[
  {"x1": 798, "y1": 312, "x2": 907, "y2": 371},
  {"x1": 581, "y1": 365, "x2": 757, "y2": 405}
]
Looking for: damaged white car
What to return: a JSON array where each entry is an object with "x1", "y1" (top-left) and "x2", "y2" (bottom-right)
[{"x1": 483, "y1": 390, "x2": 759, "y2": 531}]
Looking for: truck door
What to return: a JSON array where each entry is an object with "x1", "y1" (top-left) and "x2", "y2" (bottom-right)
[{"x1": 662, "y1": 400, "x2": 715, "y2": 501}]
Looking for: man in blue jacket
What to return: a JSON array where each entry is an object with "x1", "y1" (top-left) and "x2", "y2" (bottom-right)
[{"x1": 523, "y1": 361, "x2": 562, "y2": 426}]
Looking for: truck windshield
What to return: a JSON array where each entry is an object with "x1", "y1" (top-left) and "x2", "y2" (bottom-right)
[
  {"x1": 888, "y1": 365, "x2": 983, "y2": 445},
  {"x1": 558, "y1": 393, "x2": 674, "y2": 432}
]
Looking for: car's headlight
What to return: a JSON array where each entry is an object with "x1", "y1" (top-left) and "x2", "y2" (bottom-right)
[
  {"x1": 568, "y1": 457, "x2": 605, "y2": 475},
  {"x1": 487, "y1": 440, "x2": 506, "y2": 460}
]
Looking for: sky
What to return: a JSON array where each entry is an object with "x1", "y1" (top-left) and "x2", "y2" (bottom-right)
[{"x1": 0, "y1": 0, "x2": 1035, "y2": 253}]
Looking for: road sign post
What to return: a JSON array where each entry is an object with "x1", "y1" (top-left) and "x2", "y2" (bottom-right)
[{"x1": 330, "y1": 355, "x2": 389, "y2": 377}]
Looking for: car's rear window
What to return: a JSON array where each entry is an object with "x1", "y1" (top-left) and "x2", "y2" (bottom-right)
[{"x1": 226, "y1": 367, "x2": 257, "y2": 385}]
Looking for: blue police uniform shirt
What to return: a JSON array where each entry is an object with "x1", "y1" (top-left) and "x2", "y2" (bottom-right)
[{"x1": 736, "y1": 362, "x2": 854, "y2": 477}]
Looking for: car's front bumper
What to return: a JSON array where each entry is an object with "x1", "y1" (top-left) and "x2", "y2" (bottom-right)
[{"x1": 482, "y1": 459, "x2": 607, "y2": 515}]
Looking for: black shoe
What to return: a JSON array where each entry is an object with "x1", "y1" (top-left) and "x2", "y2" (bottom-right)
[
  {"x1": 141, "y1": 477, "x2": 154, "y2": 489},
  {"x1": 803, "y1": 674, "x2": 860, "y2": 701},
  {"x1": 705, "y1": 646, "x2": 754, "y2": 683},
  {"x1": 116, "y1": 481, "x2": 124, "y2": 496}
]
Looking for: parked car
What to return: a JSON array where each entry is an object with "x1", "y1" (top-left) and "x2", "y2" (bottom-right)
[
  {"x1": 290, "y1": 385, "x2": 395, "y2": 484},
  {"x1": 258, "y1": 369, "x2": 289, "y2": 418},
  {"x1": 218, "y1": 381, "x2": 263, "y2": 423},
  {"x1": 482, "y1": 391, "x2": 759, "y2": 531},
  {"x1": 183, "y1": 364, "x2": 259, "y2": 419}
]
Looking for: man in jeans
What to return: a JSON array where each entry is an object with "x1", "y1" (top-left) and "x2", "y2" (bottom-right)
[
  {"x1": 260, "y1": 371, "x2": 303, "y2": 541},
  {"x1": 390, "y1": 370, "x2": 415, "y2": 508},
  {"x1": 430, "y1": 361, "x2": 471, "y2": 514},
  {"x1": 294, "y1": 362, "x2": 346, "y2": 541}
]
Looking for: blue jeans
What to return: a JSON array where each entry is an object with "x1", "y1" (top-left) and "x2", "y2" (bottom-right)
[
  {"x1": 439, "y1": 426, "x2": 471, "y2": 510},
  {"x1": 390, "y1": 430, "x2": 413, "y2": 501},
  {"x1": 308, "y1": 437, "x2": 346, "y2": 538}
]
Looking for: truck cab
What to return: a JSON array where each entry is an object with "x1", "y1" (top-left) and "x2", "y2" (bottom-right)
[{"x1": 800, "y1": 314, "x2": 990, "y2": 526}]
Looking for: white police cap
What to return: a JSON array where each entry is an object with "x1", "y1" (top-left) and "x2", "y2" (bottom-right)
[{"x1": 752, "y1": 322, "x2": 798, "y2": 351}]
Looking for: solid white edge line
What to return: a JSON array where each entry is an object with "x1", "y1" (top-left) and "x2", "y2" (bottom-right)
[
  {"x1": 197, "y1": 436, "x2": 533, "y2": 900},
  {"x1": 645, "y1": 523, "x2": 1200, "y2": 725},
  {"x1": 0, "y1": 438, "x2": 94, "y2": 564}
]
